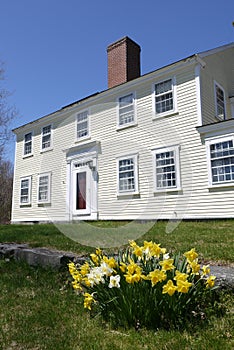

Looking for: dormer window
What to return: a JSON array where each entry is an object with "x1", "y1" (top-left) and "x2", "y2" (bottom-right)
[{"x1": 214, "y1": 82, "x2": 226, "y2": 120}]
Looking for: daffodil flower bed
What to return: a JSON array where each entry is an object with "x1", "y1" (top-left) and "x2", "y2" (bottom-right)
[{"x1": 68, "y1": 241, "x2": 218, "y2": 330}]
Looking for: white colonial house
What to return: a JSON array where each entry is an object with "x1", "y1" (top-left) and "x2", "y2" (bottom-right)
[{"x1": 11, "y1": 37, "x2": 234, "y2": 223}]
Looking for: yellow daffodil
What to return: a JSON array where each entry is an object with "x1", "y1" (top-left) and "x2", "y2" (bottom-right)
[
  {"x1": 159, "y1": 258, "x2": 175, "y2": 272},
  {"x1": 80, "y1": 262, "x2": 90, "y2": 276},
  {"x1": 151, "y1": 243, "x2": 164, "y2": 258},
  {"x1": 102, "y1": 256, "x2": 117, "y2": 269},
  {"x1": 189, "y1": 260, "x2": 200, "y2": 275},
  {"x1": 148, "y1": 269, "x2": 167, "y2": 286},
  {"x1": 90, "y1": 253, "x2": 99, "y2": 265},
  {"x1": 206, "y1": 275, "x2": 216, "y2": 288},
  {"x1": 183, "y1": 248, "x2": 198, "y2": 263},
  {"x1": 120, "y1": 262, "x2": 127, "y2": 273},
  {"x1": 162, "y1": 280, "x2": 177, "y2": 296},
  {"x1": 95, "y1": 248, "x2": 102, "y2": 256},
  {"x1": 201, "y1": 265, "x2": 210, "y2": 276},
  {"x1": 176, "y1": 279, "x2": 193, "y2": 293},
  {"x1": 83, "y1": 293, "x2": 95, "y2": 310},
  {"x1": 173, "y1": 270, "x2": 188, "y2": 282}
]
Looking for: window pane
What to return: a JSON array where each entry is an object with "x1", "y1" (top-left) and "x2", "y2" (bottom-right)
[
  {"x1": 210, "y1": 140, "x2": 234, "y2": 184},
  {"x1": 155, "y1": 79, "x2": 173, "y2": 114},
  {"x1": 38, "y1": 175, "x2": 49, "y2": 202},
  {"x1": 119, "y1": 94, "x2": 134, "y2": 126},
  {"x1": 155, "y1": 150, "x2": 177, "y2": 189},
  {"x1": 119, "y1": 158, "x2": 135, "y2": 192},
  {"x1": 77, "y1": 111, "x2": 88, "y2": 138}
]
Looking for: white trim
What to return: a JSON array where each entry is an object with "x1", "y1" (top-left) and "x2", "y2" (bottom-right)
[
  {"x1": 152, "y1": 145, "x2": 181, "y2": 192},
  {"x1": 23, "y1": 131, "x2": 33, "y2": 158},
  {"x1": 152, "y1": 76, "x2": 178, "y2": 119},
  {"x1": 195, "y1": 64, "x2": 202, "y2": 126},
  {"x1": 40, "y1": 124, "x2": 53, "y2": 152},
  {"x1": 76, "y1": 108, "x2": 90, "y2": 142},
  {"x1": 230, "y1": 97, "x2": 234, "y2": 118},
  {"x1": 37, "y1": 172, "x2": 52, "y2": 204},
  {"x1": 20, "y1": 176, "x2": 32, "y2": 205},
  {"x1": 116, "y1": 153, "x2": 139, "y2": 195},
  {"x1": 205, "y1": 135, "x2": 234, "y2": 187},
  {"x1": 214, "y1": 81, "x2": 226, "y2": 121},
  {"x1": 116, "y1": 91, "x2": 137, "y2": 129}
]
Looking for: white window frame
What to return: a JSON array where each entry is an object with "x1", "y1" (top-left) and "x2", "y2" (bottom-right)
[
  {"x1": 206, "y1": 136, "x2": 234, "y2": 187},
  {"x1": 23, "y1": 131, "x2": 33, "y2": 157},
  {"x1": 152, "y1": 145, "x2": 181, "y2": 192},
  {"x1": 20, "y1": 176, "x2": 32, "y2": 205},
  {"x1": 117, "y1": 154, "x2": 139, "y2": 195},
  {"x1": 37, "y1": 172, "x2": 51, "y2": 204},
  {"x1": 76, "y1": 109, "x2": 90, "y2": 141},
  {"x1": 41, "y1": 124, "x2": 53, "y2": 152},
  {"x1": 152, "y1": 77, "x2": 177, "y2": 118},
  {"x1": 229, "y1": 97, "x2": 234, "y2": 118},
  {"x1": 117, "y1": 92, "x2": 137, "y2": 129},
  {"x1": 214, "y1": 81, "x2": 226, "y2": 120}
]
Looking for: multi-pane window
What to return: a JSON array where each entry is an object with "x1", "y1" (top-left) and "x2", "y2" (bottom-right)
[
  {"x1": 118, "y1": 94, "x2": 135, "y2": 126},
  {"x1": 24, "y1": 132, "x2": 32, "y2": 156},
  {"x1": 118, "y1": 155, "x2": 138, "y2": 193},
  {"x1": 215, "y1": 83, "x2": 226, "y2": 120},
  {"x1": 20, "y1": 177, "x2": 31, "y2": 204},
  {"x1": 153, "y1": 146, "x2": 180, "y2": 191},
  {"x1": 209, "y1": 139, "x2": 234, "y2": 184},
  {"x1": 38, "y1": 173, "x2": 51, "y2": 203},
  {"x1": 77, "y1": 110, "x2": 89, "y2": 139},
  {"x1": 42, "y1": 125, "x2": 52, "y2": 150},
  {"x1": 155, "y1": 79, "x2": 174, "y2": 115}
]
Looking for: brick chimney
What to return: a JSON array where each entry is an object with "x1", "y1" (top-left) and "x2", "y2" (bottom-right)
[{"x1": 107, "y1": 36, "x2": 141, "y2": 89}]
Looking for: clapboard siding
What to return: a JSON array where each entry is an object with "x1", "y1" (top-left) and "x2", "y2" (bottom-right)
[{"x1": 12, "y1": 44, "x2": 234, "y2": 222}]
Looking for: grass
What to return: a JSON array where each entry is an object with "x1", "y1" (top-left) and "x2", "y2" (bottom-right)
[
  {"x1": 1, "y1": 219, "x2": 234, "y2": 263},
  {"x1": 0, "y1": 259, "x2": 233, "y2": 350}
]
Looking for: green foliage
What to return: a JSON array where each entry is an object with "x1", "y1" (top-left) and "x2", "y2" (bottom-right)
[
  {"x1": 0, "y1": 259, "x2": 233, "y2": 349},
  {"x1": 69, "y1": 241, "x2": 221, "y2": 330}
]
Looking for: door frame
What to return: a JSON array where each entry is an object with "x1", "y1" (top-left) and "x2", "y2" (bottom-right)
[{"x1": 66, "y1": 144, "x2": 99, "y2": 221}]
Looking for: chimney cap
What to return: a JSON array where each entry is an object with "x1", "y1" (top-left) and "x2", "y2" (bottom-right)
[{"x1": 107, "y1": 36, "x2": 141, "y2": 52}]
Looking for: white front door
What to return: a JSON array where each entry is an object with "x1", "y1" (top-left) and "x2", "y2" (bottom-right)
[{"x1": 72, "y1": 163, "x2": 91, "y2": 216}]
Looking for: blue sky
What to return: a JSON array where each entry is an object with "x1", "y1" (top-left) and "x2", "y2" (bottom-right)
[{"x1": 0, "y1": 0, "x2": 233, "y2": 161}]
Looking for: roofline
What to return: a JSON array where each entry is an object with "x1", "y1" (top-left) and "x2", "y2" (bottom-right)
[{"x1": 13, "y1": 41, "x2": 233, "y2": 133}]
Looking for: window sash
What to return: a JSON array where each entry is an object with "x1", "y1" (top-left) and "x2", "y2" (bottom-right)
[
  {"x1": 155, "y1": 79, "x2": 174, "y2": 114},
  {"x1": 20, "y1": 177, "x2": 31, "y2": 204},
  {"x1": 155, "y1": 151, "x2": 177, "y2": 189},
  {"x1": 77, "y1": 111, "x2": 89, "y2": 139},
  {"x1": 118, "y1": 94, "x2": 134, "y2": 126},
  {"x1": 215, "y1": 83, "x2": 226, "y2": 120},
  {"x1": 42, "y1": 125, "x2": 51, "y2": 149},
  {"x1": 24, "y1": 133, "x2": 32, "y2": 155},
  {"x1": 118, "y1": 156, "x2": 138, "y2": 193},
  {"x1": 38, "y1": 174, "x2": 51, "y2": 203},
  {"x1": 209, "y1": 139, "x2": 234, "y2": 184}
]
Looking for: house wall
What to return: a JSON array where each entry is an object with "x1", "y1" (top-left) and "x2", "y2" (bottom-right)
[
  {"x1": 200, "y1": 47, "x2": 234, "y2": 125},
  {"x1": 12, "y1": 48, "x2": 234, "y2": 222}
]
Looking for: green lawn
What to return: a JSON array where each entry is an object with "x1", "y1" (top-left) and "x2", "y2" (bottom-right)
[
  {"x1": 0, "y1": 220, "x2": 234, "y2": 349},
  {"x1": 0, "y1": 259, "x2": 233, "y2": 350},
  {"x1": 1, "y1": 219, "x2": 234, "y2": 263}
]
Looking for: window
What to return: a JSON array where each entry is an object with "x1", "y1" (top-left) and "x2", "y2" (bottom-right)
[
  {"x1": 118, "y1": 93, "x2": 135, "y2": 127},
  {"x1": 41, "y1": 125, "x2": 52, "y2": 150},
  {"x1": 208, "y1": 138, "x2": 234, "y2": 185},
  {"x1": 214, "y1": 82, "x2": 226, "y2": 120},
  {"x1": 77, "y1": 110, "x2": 89, "y2": 140},
  {"x1": 38, "y1": 173, "x2": 51, "y2": 203},
  {"x1": 24, "y1": 132, "x2": 32, "y2": 156},
  {"x1": 154, "y1": 78, "x2": 176, "y2": 116},
  {"x1": 20, "y1": 176, "x2": 31, "y2": 205},
  {"x1": 153, "y1": 146, "x2": 181, "y2": 191},
  {"x1": 117, "y1": 155, "x2": 138, "y2": 194}
]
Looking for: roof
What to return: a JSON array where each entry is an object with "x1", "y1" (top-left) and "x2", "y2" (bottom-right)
[{"x1": 13, "y1": 41, "x2": 234, "y2": 133}]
